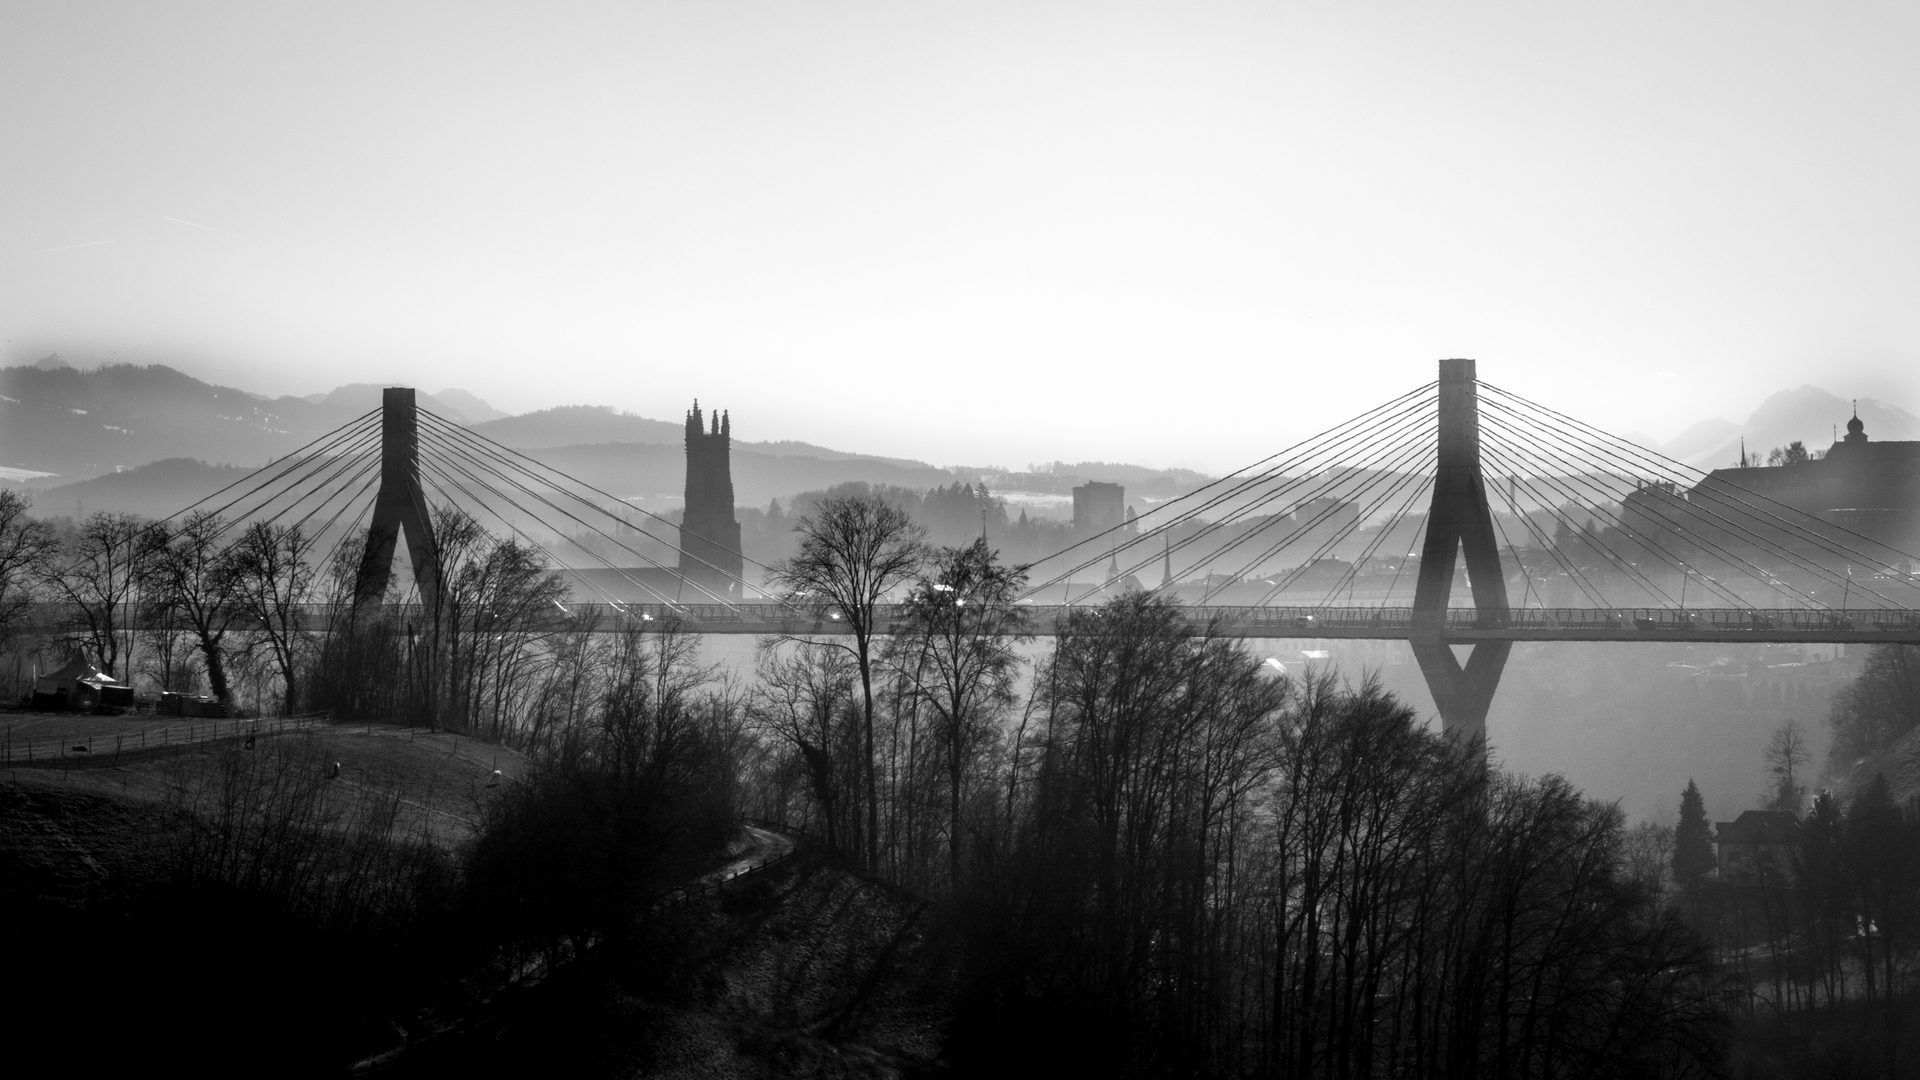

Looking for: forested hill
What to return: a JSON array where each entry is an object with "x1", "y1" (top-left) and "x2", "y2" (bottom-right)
[{"x1": 0, "y1": 362, "x2": 495, "y2": 480}]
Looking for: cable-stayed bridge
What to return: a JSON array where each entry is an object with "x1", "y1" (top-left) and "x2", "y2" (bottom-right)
[{"x1": 36, "y1": 361, "x2": 1920, "y2": 739}]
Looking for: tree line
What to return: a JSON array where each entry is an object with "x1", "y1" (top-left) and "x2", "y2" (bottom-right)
[
  {"x1": 741, "y1": 493, "x2": 1723, "y2": 1076},
  {"x1": 0, "y1": 485, "x2": 1734, "y2": 1075}
]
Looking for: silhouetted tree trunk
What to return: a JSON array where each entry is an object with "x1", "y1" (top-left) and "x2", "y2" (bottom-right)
[
  {"x1": 51, "y1": 511, "x2": 149, "y2": 677},
  {"x1": 892, "y1": 538, "x2": 1029, "y2": 888},
  {"x1": 227, "y1": 522, "x2": 314, "y2": 713},
  {"x1": 769, "y1": 494, "x2": 925, "y2": 870}
]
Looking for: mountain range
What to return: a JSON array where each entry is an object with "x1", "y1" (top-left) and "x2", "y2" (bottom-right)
[
  {"x1": 0, "y1": 360, "x2": 959, "y2": 517},
  {"x1": 2, "y1": 358, "x2": 1911, "y2": 520}
]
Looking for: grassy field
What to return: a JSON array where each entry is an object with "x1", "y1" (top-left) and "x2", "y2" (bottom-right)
[{"x1": 1, "y1": 710, "x2": 529, "y2": 851}]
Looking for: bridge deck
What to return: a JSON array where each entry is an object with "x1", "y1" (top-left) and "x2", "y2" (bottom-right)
[{"x1": 25, "y1": 603, "x2": 1920, "y2": 644}]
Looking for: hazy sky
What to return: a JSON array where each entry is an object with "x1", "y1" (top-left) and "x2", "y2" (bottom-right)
[{"x1": 4, "y1": 1, "x2": 1918, "y2": 472}]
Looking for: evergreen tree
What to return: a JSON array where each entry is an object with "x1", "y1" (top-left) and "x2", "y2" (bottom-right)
[{"x1": 1673, "y1": 778, "x2": 1715, "y2": 888}]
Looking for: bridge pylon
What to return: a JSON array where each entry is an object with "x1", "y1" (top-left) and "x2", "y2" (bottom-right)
[
  {"x1": 352, "y1": 387, "x2": 442, "y2": 617},
  {"x1": 1410, "y1": 358, "x2": 1510, "y2": 745}
]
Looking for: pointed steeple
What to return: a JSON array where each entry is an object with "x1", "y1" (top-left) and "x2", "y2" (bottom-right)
[{"x1": 1161, "y1": 532, "x2": 1172, "y2": 589}]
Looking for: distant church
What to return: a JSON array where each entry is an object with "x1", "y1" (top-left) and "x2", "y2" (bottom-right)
[
  {"x1": 557, "y1": 399, "x2": 745, "y2": 604},
  {"x1": 678, "y1": 400, "x2": 744, "y2": 597},
  {"x1": 1701, "y1": 410, "x2": 1920, "y2": 557},
  {"x1": 1627, "y1": 407, "x2": 1920, "y2": 568}
]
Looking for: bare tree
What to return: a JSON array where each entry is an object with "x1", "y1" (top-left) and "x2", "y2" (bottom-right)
[
  {"x1": 50, "y1": 511, "x2": 150, "y2": 677},
  {"x1": 892, "y1": 537, "x2": 1030, "y2": 888},
  {"x1": 1765, "y1": 717, "x2": 1810, "y2": 811},
  {"x1": 227, "y1": 522, "x2": 315, "y2": 713},
  {"x1": 750, "y1": 637, "x2": 859, "y2": 854},
  {"x1": 442, "y1": 534, "x2": 568, "y2": 739},
  {"x1": 146, "y1": 511, "x2": 245, "y2": 702},
  {"x1": 768, "y1": 494, "x2": 925, "y2": 869},
  {"x1": 0, "y1": 490, "x2": 57, "y2": 648}
]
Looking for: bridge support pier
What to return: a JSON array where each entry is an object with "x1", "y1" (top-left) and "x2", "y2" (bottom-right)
[
  {"x1": 352, "y1": 387, "x2": 442, "y2": 617},
  {"x1": 1411, "y1": 359, "x2": 1510, "y2": 746}
]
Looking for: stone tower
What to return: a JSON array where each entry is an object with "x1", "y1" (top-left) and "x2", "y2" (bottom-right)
[{"x1": 678, "y1": 401, "x2": 744, "y2": 598}]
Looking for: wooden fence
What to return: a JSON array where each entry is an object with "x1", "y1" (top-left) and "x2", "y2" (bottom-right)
[{"x1": 0, "y1": 712, "x2": 334, "y2": 767}]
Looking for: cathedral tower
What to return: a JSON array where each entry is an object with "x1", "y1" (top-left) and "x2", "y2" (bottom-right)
[{"x1": 678, "y1": 401, "x2": 744, "y2": 598}]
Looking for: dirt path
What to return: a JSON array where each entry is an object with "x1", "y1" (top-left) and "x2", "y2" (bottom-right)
[{"x1": 703, "y1": 824, "x2": 798, "y2": 885}]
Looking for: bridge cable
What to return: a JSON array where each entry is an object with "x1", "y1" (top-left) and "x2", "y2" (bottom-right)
[
  {"x1": 1172, "y1": 395, "x2": 1439, "y2": 594},
  {"x1": 416, "y1": 413, "x2": 767, "y2": 604},
  {"x1": 415, "y1": 438, "x2": 685, "y2": 608},
  {"x1": 1477, "y1": 439, "x2": 1691, "y2": 607},
  {"x1": 413, "y1": 413, "x2": 744, "y2": 604},
  {"x1": 1478, "y1": 425, "x2": 1698, "y2": 605},
  {"x1": 417, "y1": 418, "x2": 746, "y2": 607},
  {"x1": 162, "y1": 408, "x2": 381, "y2": 527},
  {"x1": 1485, "y1": 463, "x2": 1614, "y2": 610},
  {"x1": 1480, "y1": 381, "x2": 1918, "y2": 591},
  {"x1": 412, "y1": 454, "x2": 645, "y2": 610},
  {"x1": 1307, "y1": 469, "x2": 1440, "y2": 609},
  {"x1": 413, "y1": 431, "x2": 690, "y2": 607},
  {"x1": 418, "y1": 409, "x2": 776, "y2": 598},
  {"x1": 1191, "y1": 405, "x2": 1439, "y2": 604},
  {"x1": 1025, "y1": 384, "x2": 1440, "y2": 599},
  {"x1": 1478, "y1": 395, "x2": 1892, "y2": 608},
  {"x1": 1476, "y1": 404, "x2": 1768, "y2": 606},
  {"x1": 1209, "y1": 427, "x2": 1438, "y2": 607},
  {"x1": 185, "y1": 418, "x2": 384, "y2": 548},
  {"x1": 1486, "y1": 390, "x2": 1908, "y2": 608},
  {"x1": 1240, "y1": 430, "x2": 1443, "y2": 607},
  {"x1": 1480, "y1": 409, "x2": 1824, "y2": 609},
  {"x1": 1066, "y1": 386, "x2": 1438, "y2": 593},
  {"x1": 1018, "y1": 381, "x2": 1439, "y2": 596}
]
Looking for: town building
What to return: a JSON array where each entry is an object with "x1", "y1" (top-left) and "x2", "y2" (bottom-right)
[
  {"x1": 1715, "y1": 809, "x2": 1801, "y2": 885},
  {"x1": 1072, "y1": 481, "x2": 1127, "y2": 537}
]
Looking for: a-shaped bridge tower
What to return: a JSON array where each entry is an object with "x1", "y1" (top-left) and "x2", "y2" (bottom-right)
[
  {"x1": 353, "y1": 388, "x2": 443, "y2": 618},
  {"x1": 1409, "y1": 359, "x2": 1509, "y2": 743}
]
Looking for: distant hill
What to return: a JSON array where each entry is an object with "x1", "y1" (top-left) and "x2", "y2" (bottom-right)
[
  {"x1": 467, "y1": 405, "x2": 685, "y2": 448},
  {"x1": 961, "y1": 461, "x2": 1217, "y2": 501},
  {"x1": 303, "y1": 382, "x2": 509, "y2": 424},
  {"x1": 513, "y1": 442, "x2": 955, "y2": 509},
  {"x1": 1662, "y1": 417, "x2": 1742, "y2": 466},
  {"x1": 468, "y1": 408, "x2": 941, "y2": 473},
  {"x1": 0, "y1": 363, "x2": 503, "y2": 481},
  {"x1": 24, "y1": 458, "x2": 265, "y2": 521}
]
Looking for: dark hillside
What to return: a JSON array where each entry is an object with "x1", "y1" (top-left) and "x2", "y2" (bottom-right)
[
  {"x1": 394, "y1": 853, "x2": 958, "y2": 1079},
  {"x1": 0, "y1": 724, "x2": 526, "y2": 1076}
]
